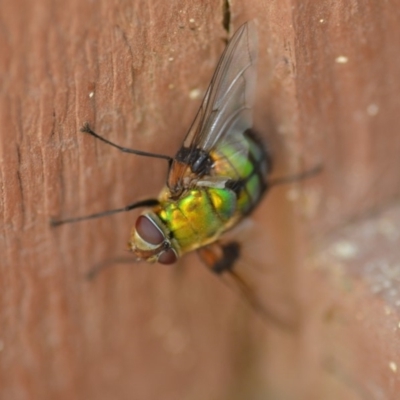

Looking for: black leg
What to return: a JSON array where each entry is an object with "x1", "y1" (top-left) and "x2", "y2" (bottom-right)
[
  {"x1": 81, "y1": 123, "x2": 173, "y2": 163},
  {"x1": 50, "y1": 198, "x2": 159, "y2": 226},
  {"x1": 85, "y1": 256, "x2": 138, "y2": 280},
  {"x1": 268, "y1": 164, "x2": 323, "y2": 188}
]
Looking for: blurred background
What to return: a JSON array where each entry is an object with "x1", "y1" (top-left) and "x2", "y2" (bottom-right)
[{"x1": 1, "y1": 0, "x2": 399, "y2": 399}]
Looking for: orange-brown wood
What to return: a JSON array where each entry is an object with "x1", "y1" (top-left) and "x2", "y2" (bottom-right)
[{"x1": 1, "y1": 0, "x2": 400, "y2": 399}]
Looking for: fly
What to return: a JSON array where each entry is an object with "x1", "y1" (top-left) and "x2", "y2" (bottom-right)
[{"x1": 52, "y1": 22, "x2": 320, "y2": 328}]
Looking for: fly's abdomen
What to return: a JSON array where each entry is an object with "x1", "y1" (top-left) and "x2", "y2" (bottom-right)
[
  {"x1": 157, "y1": 188, "x2": 238, "y2": 255},
  {"x1": 211, "y1": 129, "x2": 270, "y2": 215}
]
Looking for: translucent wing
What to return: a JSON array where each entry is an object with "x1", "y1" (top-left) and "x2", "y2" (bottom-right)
[
  {"x1": 169, "y1": 22, "x2": 258, "y2": 192},
  {"x1": 184, "y1": 21, "x2": 258, "y2": 151}
]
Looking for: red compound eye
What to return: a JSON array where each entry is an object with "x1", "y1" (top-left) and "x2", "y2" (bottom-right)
[
  {"x1": 158, "y1": 248, "x2": 177, "y2": 265},
  {"x1": 135, "y1": 215, "x2": 164, "y2": 245}
]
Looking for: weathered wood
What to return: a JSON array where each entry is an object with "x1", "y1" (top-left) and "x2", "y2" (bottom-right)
[{"x1": 1, "y1": 0, "x2": 400, "y2": 399}]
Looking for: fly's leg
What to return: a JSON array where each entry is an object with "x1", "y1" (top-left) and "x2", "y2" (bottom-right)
[
  {"x1": 197, "y1": 241, "x2": 240, "y2": 274},
  {"x1": 50, "y1": 198, "x2": 159, "y2": 226},
  {"x1": 85, "y1": 256, "x2": 138, "y2": 280},
  {"x1": 81, "y1": 123, "x2": 173, "y2": 163},
  {"x1": 268, "y1": 164, "x2": 323, "y2": 188},
  {"x1": 197, "y1": 242, "x2": 297, "y2": 331},
  {"x1": 51, "y1": 122, "x2": 169, "y2": 226},
  {"x1": 198, "y1": 245, "x2": 372, "y2": 397}
]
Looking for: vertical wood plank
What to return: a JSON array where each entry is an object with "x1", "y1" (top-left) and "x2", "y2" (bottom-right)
[{"x1": 1, "y1": 0, "x2": 400, "y2": 399}]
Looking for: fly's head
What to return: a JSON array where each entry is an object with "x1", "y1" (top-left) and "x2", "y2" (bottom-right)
[{"x1": 129, "y1": 211, "x2": 178, "y2": 264}]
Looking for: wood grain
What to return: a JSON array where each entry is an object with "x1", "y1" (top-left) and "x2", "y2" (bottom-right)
[{"x1": 1, "y1": 0, "x2": 399, "y2": 399}]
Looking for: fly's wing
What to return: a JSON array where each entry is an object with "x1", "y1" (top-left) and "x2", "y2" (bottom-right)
[
  {"x1": 170, "y1": 22, "x2": 258, "y2": 188},
  {"x1": 184, "y1": 21, "x2": 258, "y2": 150}
]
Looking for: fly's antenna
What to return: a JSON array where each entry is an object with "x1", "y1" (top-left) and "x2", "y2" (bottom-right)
[
  {"x1": 81, "y1": 123, "x2": 173, "y2": 163},
  {"x1": 50, "y1": 198, "x2": 159, "y2": 226}
]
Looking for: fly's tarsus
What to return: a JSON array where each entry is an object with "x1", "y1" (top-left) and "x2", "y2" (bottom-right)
[
  {"x1": 85, "y1": 256, "x2": 138, "y2": 280},
  {"x1": 80, "y1": 122, "x2": 94, "y2": 134}
]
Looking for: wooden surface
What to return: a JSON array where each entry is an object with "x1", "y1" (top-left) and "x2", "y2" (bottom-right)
[{"x1": 1, "y1": 0, "x2": 400, "y2": 399}]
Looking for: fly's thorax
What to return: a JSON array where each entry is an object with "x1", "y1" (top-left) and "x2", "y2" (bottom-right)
[
  {"x1": 156, "y1": 187, "x2": 239, "y2": 255},
  {"x1": 129, "y1": 211, "x2": 179, "y2": 264}
]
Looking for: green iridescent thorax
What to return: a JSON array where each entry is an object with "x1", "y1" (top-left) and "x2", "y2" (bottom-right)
[{"x1": 156, "y1": 187, "x2": 239, "y2": 255}]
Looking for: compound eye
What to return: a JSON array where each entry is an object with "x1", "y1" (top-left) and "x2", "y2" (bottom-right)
[
  {"x1": 158, "y1": 248, "x2": 177, "y2": 265},
  {"x1": 135, "y1": 215, "x2": 164, "y2": 245}
]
